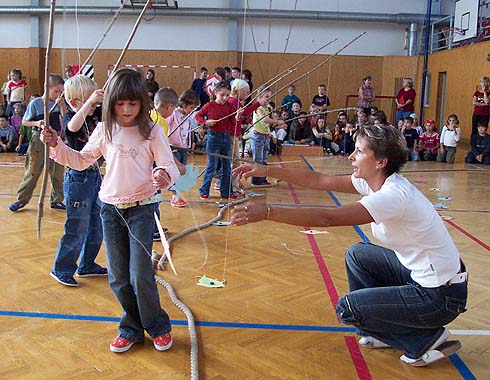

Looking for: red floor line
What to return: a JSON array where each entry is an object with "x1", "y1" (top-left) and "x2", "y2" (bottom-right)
[
  {"x1": 280, "y1": 160, "x2": 372, "y2": 380},
  {"x1": 445, "y1": 219, "x2": 490, "y2": 251}
]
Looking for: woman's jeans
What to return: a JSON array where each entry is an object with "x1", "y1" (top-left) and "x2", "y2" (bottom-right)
[
  {"x1": 199, "y1": 131, "x2": 232, "y2": 197},
  {"x1": 52, "y1": 169, "x2": 103, "y2": 277},
  {"x1": 101, "y1": 202, "x2": 171, "y2": 342},
  {"x1": 336, "y1": 242, "x2": 467, "y2": 359}
]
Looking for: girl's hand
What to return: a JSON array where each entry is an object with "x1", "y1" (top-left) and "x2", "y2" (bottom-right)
[
  {"x1": 232, "y1": 163, "x2": 267, "y2": 179},
  {"x1": 152, "y1": 169, "x2": 171, "y2": 189},
  {"x1": 206, "y1": 120, "x2": 217, "y2": 127},
  {"x1": 40, "y1": 123, "x2": 59, "y2": 147},
  {"x1": 231, "y1": 203, "x2": 267, "y2": 225}
]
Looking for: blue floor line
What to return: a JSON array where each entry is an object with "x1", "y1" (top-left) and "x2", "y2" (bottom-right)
[
  {"x1": 0, "y1": 310, "x2": 355, "y2": 333},
  {"x1": 301, "y1": 155, "x2": 477, "y2": 380}
]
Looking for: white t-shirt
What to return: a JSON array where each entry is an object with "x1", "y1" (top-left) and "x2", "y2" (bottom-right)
[{"x1": 351, "y1": 173, "x2": 461, "y2": 288}]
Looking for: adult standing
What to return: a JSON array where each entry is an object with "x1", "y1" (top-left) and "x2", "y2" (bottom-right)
[
  {"x1": 191, "y1": 67, "x2": 209, "y2": 108},
  {"x1": 357, "y1": 75, "x2": 375, "y2": 116},
  {"x1": 231, "y1": 124, "x2": 467, "y2": 367},
  {"x1": 145, "y1": 69, "x2": 160, "y2": 102},
  {"x1": 395, "y1": 77, "x2": 416, "y2": 123},
  {"x1": 471, "y1": 76, "x2": 490, "y2": 137}
]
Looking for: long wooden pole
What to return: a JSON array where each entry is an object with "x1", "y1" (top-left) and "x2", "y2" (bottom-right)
[{"x1": 37, "y1": 0, "x2": 56, "y2": 240}]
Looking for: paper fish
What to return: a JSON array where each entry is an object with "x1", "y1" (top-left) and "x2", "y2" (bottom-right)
[
  {"x1": 433, "y1": 203, "x2": 449, "y2": 209},
  {"x1": 429, "y1": 187, "x2": 440, "y2": 192},
  {"x1": 437, "y1": 197, "x2": 452, "y2": 201},
  {"x1": 246, "y1": 192, "x2": 265, "y2": 197},
  {"x1": 173, "y1": 164, "x2": 200, "y2": 194},
  {"x1": 441, "y1": 215, "x2": 454, "y2": 220},
  {"x1": 211, "y1": 221, "x2": 231, "y2": 226},
  {"x1": 301, "y1": 229, "x2": 329, "y2": 235},
  {"x1": 197, "y1": 275, "x2": 226, "y2": 288}
]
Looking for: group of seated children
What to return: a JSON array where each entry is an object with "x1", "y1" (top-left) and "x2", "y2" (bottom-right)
[{"x1": 398, "y1": 113, "x2": 489, "y2": 164}]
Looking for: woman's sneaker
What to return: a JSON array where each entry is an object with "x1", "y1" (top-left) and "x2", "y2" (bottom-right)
[
  {"x1": 76, "y1": 265, "x2": 108, "y2": 277},
  {"x1": 170, "y1": 198, "x2": 189, "y2": 208},
  {"x1": 400, "y1": 329, "x2": 460, "y2": 366},
  {"x1": 153, "y1": 333, "x2": 173, "y2": 351},
  {"x1": 110, "y1": 337, "x2": 136, "y2": 353},
  {"x1": 359, "y1": 336, "x2": 391, "y2": 349}
]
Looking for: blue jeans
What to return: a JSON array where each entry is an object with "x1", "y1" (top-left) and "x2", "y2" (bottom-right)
[
  {"x1": 52, "y1": 169, "x2": 103, "y2": 276},
  {"x1": 396, "y1": 110, "x2": 412, "y2": 123},
  {"x1": 199, "y1": 131, "x2": 231, "y2": 197},
  {"x1": 100, "y1": 202, "x2": 171, "y2": 342},
  {"x1": 336, "y1": 242, "x2": 467, "y2": 359},
  {"x1": 251, "y1": 132, "x2": 270, "y2": 185}
]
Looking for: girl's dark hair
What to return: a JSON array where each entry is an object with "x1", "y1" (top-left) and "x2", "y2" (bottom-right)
[
  {"x1": 355, "y1": 124, "x2": 408, "y2": 176},
  {"x1": 242, "y1": 69, "x2": 252, "y2": 80},
  {"x1": 447, "y1": 113, "x2": 459, "y2": 124},
  {"x1": 10, "y1": 68, "x2": 22, "y2": 78},
  {"x1": 102, "y1": 68, "x2": 150, "y2": 142},
  {"x1": 179, "y1": 89, "x2": 199, "y2": 107}
]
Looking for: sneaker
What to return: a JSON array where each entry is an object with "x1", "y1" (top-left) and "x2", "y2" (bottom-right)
[
  {"x1": 8, "y1": 201, "x2": 26, "y2": 212},
  {"x1": 153, "y1": 228, "x2": 169, "y2": 241},
  {"x1": 400, "y1": 329, "x2": 459, "y2": 367},
  {"x1": 213, "y1": 183, "x2": 221, "y2": 190},
  {"x1": 50, "y1": 271, "x2": 78, "y2": 287},
  {"x1": 153, "y1": 333, "x2": 173, "y2": 351},
  {"x1": 50, "y1": 202, "x2": 66, "y2": 211},
  {"x1": 77, "y1": 265, "x2": 108, "y2": 277},
  {"x1": 199, "y1": 194, "x2": 209, "y2": 200},
  {"x1": 359, "y1": 336, "x2": 391, "y2": 349},
  {"x1": 170, "y1": 198, "x2": 189, "y2": 208},
  {"x1": 110, "y1": 337, "x2": 136, "y2": 353},
  {"x1": 252, "y1": 181, "x2": 272, "y2": 187}
]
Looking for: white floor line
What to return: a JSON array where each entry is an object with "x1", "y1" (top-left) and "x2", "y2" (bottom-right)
[{"x1": 449, "y1": 329, "x2": 490, "y2": 336}]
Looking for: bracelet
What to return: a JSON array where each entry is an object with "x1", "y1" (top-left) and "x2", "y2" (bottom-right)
[{"x1": 265, "y1": 206, "x2": 271, "y2": 220}]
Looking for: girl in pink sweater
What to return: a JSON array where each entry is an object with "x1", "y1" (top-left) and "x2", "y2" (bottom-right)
[{"x1": 42, "y1": 69, "x2": 178, "y2": 354}]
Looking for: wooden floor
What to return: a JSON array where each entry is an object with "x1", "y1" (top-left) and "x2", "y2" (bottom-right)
[{"x1": 0, "y1": 148, "x2": 488, "y2": 380}]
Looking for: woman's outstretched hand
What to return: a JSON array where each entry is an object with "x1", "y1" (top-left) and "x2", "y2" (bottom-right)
[
  {"x1": 232, "y1": 163, "x2": 267, "y2": 180},
  {"x1": 231, "y1": 202, "x2": 267, "y2": 226}
]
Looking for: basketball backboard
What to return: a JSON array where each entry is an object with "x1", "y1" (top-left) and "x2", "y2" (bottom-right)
[{"x1": 453, "y1": 0, "x2": 478, "y2": 42}]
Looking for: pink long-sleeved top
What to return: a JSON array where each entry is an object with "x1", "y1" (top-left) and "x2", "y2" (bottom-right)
[{"x1": 50, "y1": 122, "x2": 179, "y2": 205}]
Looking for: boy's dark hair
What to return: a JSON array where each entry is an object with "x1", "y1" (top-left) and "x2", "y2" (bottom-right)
[
  {"x1": 179, "y1": 89, "x2": 199, "y2": 107},
  {"x1": 224, "y1": 67, "x2": 231, "y2": 73},
  {"x1": 318, "y1": 84, "x2": 326, "y2": 88},
  {"x1": 232, "y1": 66, "x2": 241, "y2": 72},
  {"x1": 214, "y1": 67, "x2": 226, "y2": 79},
  {"x1": 49, "y1": 74, "x2": 64, "y2": 87},
  {"x1": 214, "y1": 80, "x2": 231, "y2": 92},
  {"x1": 200, "y1": 67, "x2": 208, "y2": 73},
  {"x1": 288, "y1": 84, "x2": 296, "y2": 90},
  {"x1": 477, "y1": 119, "x2": 488, "y2": 128},
  {"x1": 155, "y1": 87, "x2": 178, "y2": 106},
  {"x1": 362, "y1": 75, "x2": 372, "y2": 82},
  {"x1": 0, "y1": 114, "x2": 9, "y2": 121},
  {"x1": 405, "y1": 117, "x2": 414, "y2": 124}
]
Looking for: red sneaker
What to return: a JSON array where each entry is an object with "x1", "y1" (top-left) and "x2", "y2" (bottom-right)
[
  {"x1": 170, "y1": 198, "x2": 189, "y2": 208},
  {"x1": 153, "y1": 333, "x2": 173, "y2": 351},
  {"x1": 213, "y1": 183, "x2": 221, "y2": 190},
  {"x1": 199, "y1": 194, "x2": 209, "y2": 200},
  {"x1": 110, "y1": 337, "x2": 135, "y2": 353}
]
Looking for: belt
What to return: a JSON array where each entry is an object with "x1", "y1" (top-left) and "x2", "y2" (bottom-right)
[
  {"x1": 115, "y1": 193, "x2": 162, "y2": 209},
  {"x1": 446, "y1": 271, "x2": 468, "y2": 286}
]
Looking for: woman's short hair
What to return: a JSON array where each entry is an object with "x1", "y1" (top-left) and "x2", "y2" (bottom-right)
[
  {"x1": 355, "y1": 125, "x2": 408, "y2": 175},
  {"x1": 403, "y1": 77, "x2": 414, "y2": 87}
]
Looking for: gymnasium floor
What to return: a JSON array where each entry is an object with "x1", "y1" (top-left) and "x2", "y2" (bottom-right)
[{"x1": 0, "y1": 148, "x2": 488, "y2": 380}]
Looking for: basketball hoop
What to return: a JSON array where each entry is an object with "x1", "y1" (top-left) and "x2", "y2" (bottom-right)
[{"x1": 453, "y1": 27, "x2": 467, "y2": 36}]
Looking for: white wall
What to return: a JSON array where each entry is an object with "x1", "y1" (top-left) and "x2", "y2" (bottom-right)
[{"x1": 0, "y1": 1, "x2": 426, "y2": 55}]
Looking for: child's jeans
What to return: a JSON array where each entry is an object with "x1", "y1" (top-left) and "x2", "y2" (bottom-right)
[
  {"x1": 101, "y1": 202, "x2": 171, "y2": 342},
  {"x1": 52, "y1": 169, "x2": 103, "y2": 277}
]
